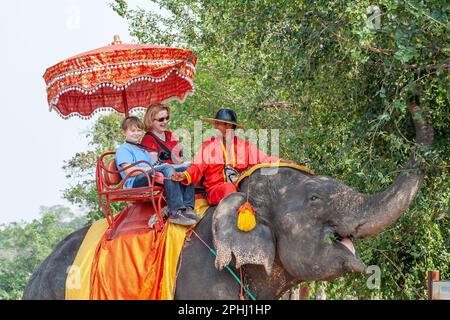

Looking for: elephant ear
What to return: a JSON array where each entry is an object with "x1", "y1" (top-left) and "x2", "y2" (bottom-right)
[{"x1": 212, "y1": 192, "x2": 275, "y2": 275}]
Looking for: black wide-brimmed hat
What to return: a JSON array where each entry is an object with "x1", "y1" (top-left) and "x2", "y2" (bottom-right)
[{"x1": 203, "y1": 108, "x2": 245, "y2": 129}]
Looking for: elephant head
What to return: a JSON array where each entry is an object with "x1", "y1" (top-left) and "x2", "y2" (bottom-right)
[{"x1": 212, "y1": 99, "x2": 434, "y2": 281}]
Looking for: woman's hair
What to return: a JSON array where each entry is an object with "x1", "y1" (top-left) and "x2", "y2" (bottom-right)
[
  {"x1": 121, "y1": 116, "x2": 144, "y2": 131},
  {"x1": 144, "y1": 104, "x2": 171, "y2": 132}
]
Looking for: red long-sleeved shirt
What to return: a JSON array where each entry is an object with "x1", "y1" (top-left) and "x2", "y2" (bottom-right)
[{"x1": 183, "y1": 135, "x2": 279, "y2": 190}]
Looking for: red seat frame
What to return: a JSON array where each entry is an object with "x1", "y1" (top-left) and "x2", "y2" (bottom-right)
[{"x1": 96, "y1": 151, "x2": 165, "y2": 234}]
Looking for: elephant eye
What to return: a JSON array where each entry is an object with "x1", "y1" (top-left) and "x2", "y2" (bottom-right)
[{"x1": 310, "y1": 196, "x2": 319, "y2": 201}]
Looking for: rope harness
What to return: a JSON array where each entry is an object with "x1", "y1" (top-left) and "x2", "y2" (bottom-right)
[{"x1": 179, "y1": 229, "x2": 256, "y2": 300}]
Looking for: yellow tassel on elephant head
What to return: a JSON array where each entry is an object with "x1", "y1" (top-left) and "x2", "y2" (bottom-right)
[{"x1": 237, "y1": 202, "x2": 256, "y2": 232}]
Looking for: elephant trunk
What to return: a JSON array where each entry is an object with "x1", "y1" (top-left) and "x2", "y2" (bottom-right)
[{"x1": 350, "y1": 99, "x2": 434, "y2": 238}]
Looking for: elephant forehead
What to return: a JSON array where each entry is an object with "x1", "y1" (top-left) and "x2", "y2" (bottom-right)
[{"x1": 304, "y1": 176, "x2": 337, "y2": 189}]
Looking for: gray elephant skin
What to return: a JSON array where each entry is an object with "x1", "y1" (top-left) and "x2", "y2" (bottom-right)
[{"x1": 23, "y1": 99, "x2": 433, "y2": 300}]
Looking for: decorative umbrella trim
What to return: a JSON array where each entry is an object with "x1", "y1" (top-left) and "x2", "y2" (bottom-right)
[
  {"x1": 49, "y1": 68, "x2": 194, "y2": 110},
  {"x1": 51, "y1": 105, "x2": 146, "y2": 120},
  {"x1": 46, "y1": 60, "x2": 196, "y2": 89},
  {"x1": 50, "y1": 87, "x2": 195, "y2": 120}
]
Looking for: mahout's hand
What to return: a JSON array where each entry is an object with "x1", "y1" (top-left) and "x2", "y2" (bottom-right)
[{"x1": 171, "y1": 172, "x2": 187, "y2": 182}]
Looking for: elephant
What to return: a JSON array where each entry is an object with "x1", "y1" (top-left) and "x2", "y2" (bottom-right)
[{"x1": 23, "y1": 98, "x2": 433, "y2": 300}]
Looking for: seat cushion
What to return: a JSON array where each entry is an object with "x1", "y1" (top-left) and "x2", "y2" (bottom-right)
[
  {"x1": 104, "y1": 159, "x2": 122, "y2": 186},
  {"x1": 104, "y1": 159, "x2": 166, "y2": 187}
]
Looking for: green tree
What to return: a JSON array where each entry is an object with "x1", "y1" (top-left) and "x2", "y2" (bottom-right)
[{"x1": 0, "y1": 206, "x2": 86, "y2": 300}]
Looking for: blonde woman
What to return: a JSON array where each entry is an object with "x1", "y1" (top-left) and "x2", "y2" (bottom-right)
[
  {"x1": 141, "y1": 104, "x2": 196, "y2": 214},
  {"x1": 142, "y1": 104, "x2": 183, "y2": 165}
]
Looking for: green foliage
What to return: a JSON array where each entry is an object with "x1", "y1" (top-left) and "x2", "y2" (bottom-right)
[
  {"x1": 0, "y1": 206, "x2": 86, "y2": 300},
  {"x1": 60, "y1": 0, "x2": 450, "y2": 299}
]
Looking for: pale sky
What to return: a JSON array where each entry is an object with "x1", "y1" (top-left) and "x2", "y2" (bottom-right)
[{"x1": 0, "y1": 0, "x2": 161, "y2": 224}]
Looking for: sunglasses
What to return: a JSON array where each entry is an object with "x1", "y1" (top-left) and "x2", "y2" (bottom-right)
[{"x1": 154, "y1": 116, "x2": 170, "y2": 122}]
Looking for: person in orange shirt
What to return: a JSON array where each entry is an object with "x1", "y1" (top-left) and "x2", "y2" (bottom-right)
[{"x1": 172, "y1": 108, "x2": 285, "y2": 205}]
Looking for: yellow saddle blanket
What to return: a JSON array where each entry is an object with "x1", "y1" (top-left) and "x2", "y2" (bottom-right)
[{"x1": 65, "y1": 198, "x2": 210, "y2": 300}]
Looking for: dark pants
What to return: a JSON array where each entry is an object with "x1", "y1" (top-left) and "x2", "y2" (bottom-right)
[{"x1": 132, "y1": 163, "x2": 195, "y2": 212}]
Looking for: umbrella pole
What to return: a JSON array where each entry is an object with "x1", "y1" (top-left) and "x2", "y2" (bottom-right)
[{"x1": 122, "y1": 90, "x2": 129, "y2": 117}]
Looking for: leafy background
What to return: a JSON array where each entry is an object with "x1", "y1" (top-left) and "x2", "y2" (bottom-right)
[{"x1": 1, "y1": 0, "x2": 448, "y2": 299}]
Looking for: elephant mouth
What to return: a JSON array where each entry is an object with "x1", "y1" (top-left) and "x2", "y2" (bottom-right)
[
  {"x1": 325, "y1": 227, "x2": 356, "y2": 256},
  {"x1": 339, "y1": 237, "x2": 356, "y2": 255},
  {"x1": 334, "y1": 233, "x2": 366, "y2": 273},
  {"x1": 324, "y1": 228, "x2": 356, "y2": 254},
  {"x1": 324, "y1": 228, "x2": 365, "y2": 272},
  {"x1": 332, "y1": 232, "x2": 356, "y2": 256}
]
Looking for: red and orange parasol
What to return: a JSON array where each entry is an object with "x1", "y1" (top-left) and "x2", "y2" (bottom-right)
[{"x1": 44, "y1": 35, "x2": 197, "y2": 118}]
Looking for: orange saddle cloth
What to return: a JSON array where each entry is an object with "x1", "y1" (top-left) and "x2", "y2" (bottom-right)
[
  {"x1": 90, "y1": 222, "x2": 168, "y2": 300},
  {"x1": 66, "y1": 198, "x2": 210, "y2": 300}
]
